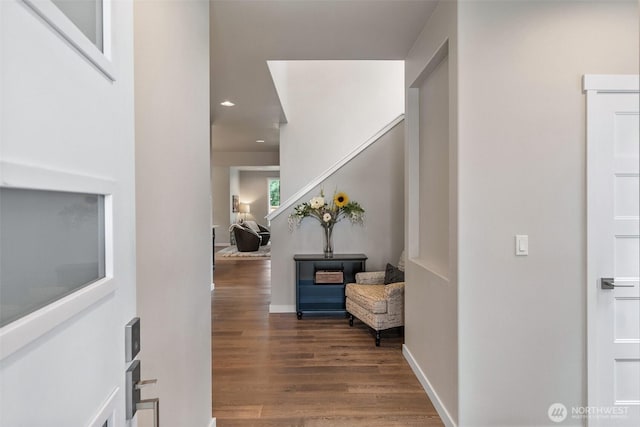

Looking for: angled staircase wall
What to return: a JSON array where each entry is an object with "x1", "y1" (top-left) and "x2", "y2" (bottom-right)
[
  {"x1": 267, "y1": 60, "x2": 406, "y2": 312},
  {"x1": 266, "y1": 114, "x2": 404, "y2": 223},
  {"x1": 269, "y1": 119, "x2": 405, "y2": 312}
]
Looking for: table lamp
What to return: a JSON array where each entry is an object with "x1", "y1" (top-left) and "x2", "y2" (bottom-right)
[{"x1": 239, "y1": 203, "x2": 250, "y2": 221}]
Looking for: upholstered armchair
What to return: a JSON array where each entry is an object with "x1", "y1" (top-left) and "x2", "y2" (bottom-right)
[
  {"x1": 345, "y1": 252, "x2": 405, "y2": 346},
  {"x1": 241, "y1": 220, "x2": 270, "y2": 246},
  {"x1": 256, "y1": 224, "x2": 270, "y2": 246},
  {"x1": 231, "y1": 223, "x2": 260, "y2": 252},
  {"x1": 230, "y1": 221, "x2": 270, "y2": 252}
]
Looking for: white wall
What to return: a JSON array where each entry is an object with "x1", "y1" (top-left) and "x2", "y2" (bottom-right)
[
  {"x1": 239, "y1": 170, "x2": 280, "y2": 224},
  {"x1": 270, "y1": 123, "x2": 405, "y2": 311},
  {"x1": 404, "y1": 1, "x2": 459, "y2": 424},
  {"x1": 212, "y1": 166, "x2": 231, "y2": 243},
  {"x1": 0, "y1": 0, "x2": 136, "y2": 425},
  {"x1": 211, "y1": 150, "x2": 279, "y2": 167},
  {"x1": 269, "y1": 60, "x2": 404, "y2": 200},
  {"x1": 457, "y1": 1, "x2": 638, "y2": 426},
  {"x1": 134, "y1": 1, "x2": 212, "y2": 426},
  {"x1": 228, "y1": 167, "x2": 240, "y2": 227}
]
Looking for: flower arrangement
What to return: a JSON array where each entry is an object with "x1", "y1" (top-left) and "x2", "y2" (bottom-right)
[
  {"x1": 289, "y1": 189, "x2": 365, "y2": 229},
  {"x1": 289, "y1": 189, "x2": 365, "y2": 257}
]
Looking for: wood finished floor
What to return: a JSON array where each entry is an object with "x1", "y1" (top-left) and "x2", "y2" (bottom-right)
[{"x1": 212, "y1": 257, "x2": 443, "y2": 426}]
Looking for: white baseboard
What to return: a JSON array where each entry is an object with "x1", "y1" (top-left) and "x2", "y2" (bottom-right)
[
  {"x1": 210, "y1": 282, "x2": 215, "y2": 291},
  {"x1": 208, "y1": 417, "x2": 216, "y2": 427},
  {"x1": 269, "y1": 304, "x2": 295, "y2": 313},
  {"x1": 403, "y1": 344, "x2": 457, "y2": 427}
]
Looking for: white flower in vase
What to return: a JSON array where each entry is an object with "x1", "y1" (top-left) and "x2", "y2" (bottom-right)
[{"x1": 310, "y1": 196, "x2": 325, "y2": 209}]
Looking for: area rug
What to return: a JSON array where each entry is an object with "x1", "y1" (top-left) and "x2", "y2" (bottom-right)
[{"x1": 217, "y1": 244, "x2": 271, "y2": 258}]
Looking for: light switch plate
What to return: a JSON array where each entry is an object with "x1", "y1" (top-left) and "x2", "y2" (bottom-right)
[{"x1": 515, "y1": 235, "x2": 528, "y2": 256}]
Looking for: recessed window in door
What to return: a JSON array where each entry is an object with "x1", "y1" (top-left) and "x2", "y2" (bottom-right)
[
  {"x1": 268, "y1": 178, "x2": 280, "y2": 213},
  {"x1": 0, "y1": 188, "x2": 106, "y2": 327},
  {"x1": 52, "y1": 0, "x2": 104, "y2": 52}
]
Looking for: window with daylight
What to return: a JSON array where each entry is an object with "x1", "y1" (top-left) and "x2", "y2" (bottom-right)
[{"x1": 268, "y1": 178, "x2": 280, "y2": 213}]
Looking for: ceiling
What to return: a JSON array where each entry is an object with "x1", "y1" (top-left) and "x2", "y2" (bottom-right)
[{"x1": 209, "y1": 0, "x2": 438, "y2": 153}]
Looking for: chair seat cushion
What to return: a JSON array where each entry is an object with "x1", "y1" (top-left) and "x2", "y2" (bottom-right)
[{"x1": 345, "y1": 284, "x2": 387, "y2": 314}]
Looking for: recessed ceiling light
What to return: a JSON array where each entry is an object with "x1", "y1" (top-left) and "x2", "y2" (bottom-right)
[
  {"x1": 256, "y1": 139, "x2": 265, "y2": 143},
  {"x1": 220, "y1": 100, "x2": 235, "y2": 107}
]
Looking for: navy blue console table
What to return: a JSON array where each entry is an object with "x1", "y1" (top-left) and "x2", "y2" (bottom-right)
[{"x1": 294, "y1": 254, "x2": 367, "y2": 319}]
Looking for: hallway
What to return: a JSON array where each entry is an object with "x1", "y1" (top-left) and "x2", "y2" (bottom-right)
[{"x1": 212, "y1": 257, "x2": 443, "y2": 426}]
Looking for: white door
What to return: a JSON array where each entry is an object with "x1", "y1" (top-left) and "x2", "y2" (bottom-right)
[
  {"x1": 0, "y1": 1, "x2": 136, "y2": 426},
  {"x1": 586, "y1": 75, "x2": 640, "y2": 427}
]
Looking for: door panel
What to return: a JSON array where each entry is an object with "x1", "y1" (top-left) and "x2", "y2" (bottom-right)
[
  {"x1": 587, "y1": 77, "x2": 640, "y2": 426},
  {"x1": 0, "y1": 0, "x2": 135, "y2": 425}
]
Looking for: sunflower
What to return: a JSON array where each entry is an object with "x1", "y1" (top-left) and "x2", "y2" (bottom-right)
[
  {"x1": 288, "y1": 188, "x2": 364, "y2": 231},
  {"x1": 334, "y1": 192, "x2": 349, "y2": 208}
]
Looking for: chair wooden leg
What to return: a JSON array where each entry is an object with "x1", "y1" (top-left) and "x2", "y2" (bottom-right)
[
  {"x1": 349, "y1": 314, "x2": 354, "y2": 327},
  {"x1": 375, "y1": 330, "x2": 381, "y2": 347}
]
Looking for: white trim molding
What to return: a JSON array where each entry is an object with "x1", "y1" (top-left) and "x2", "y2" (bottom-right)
[
  {"x1": 21, "y1": 0, "x2": 116, "y2": 80},
  {"x1": 583, "y1": 74, "x2": 639, "y2": 93},
  {"x1": 86, "y1": 387, "x2": 119, "y2": 427},
  {"x1": 208, "y1": 418, "x2": 216, "y2": 427},
  {"x1": 0, "y1": 278, "x2": 116, "y2": 359},
  {"x1": 0, "y1": 161, "x2": 116, "y2": 194},
  {"x1": 403, "y1": 345, "x2": 457, "y2": 427},
  {"x1": 269, "y1": 304, "x2": 296, "y2": 314},
  {"x1": 266, "y1": 114, "x2": 405, "y2": 221}
]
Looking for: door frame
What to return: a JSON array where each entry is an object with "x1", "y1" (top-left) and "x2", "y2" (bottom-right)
[{"x1": 584, "y1": 74, "x2": 639, "y2": 415}]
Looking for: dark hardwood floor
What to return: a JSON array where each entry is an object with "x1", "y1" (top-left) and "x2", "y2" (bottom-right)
[{"x1": 212, "y1": 257, "x2": 443, "y2": 426}]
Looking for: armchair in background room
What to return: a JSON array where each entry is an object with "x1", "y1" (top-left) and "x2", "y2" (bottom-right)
[
  {"x1": 241, "y1": 220, "x2": 270, "y2": 246},
  {"x1": 229, "y1": 221, "x2": 270, "y2": 252}
]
